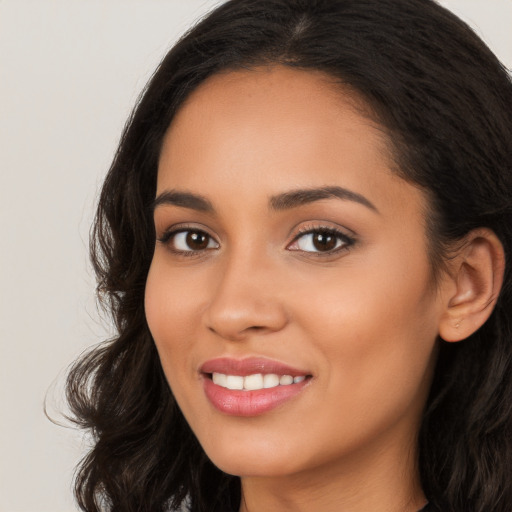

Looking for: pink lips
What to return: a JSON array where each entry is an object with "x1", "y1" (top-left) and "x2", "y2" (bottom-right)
[{"x1": 200, "y1": 357, "x2": 311, "y2": 417}]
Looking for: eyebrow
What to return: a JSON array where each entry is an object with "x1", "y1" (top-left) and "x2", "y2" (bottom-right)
[
  {"x1": 151, "y1": 190, "x2": 214, "y2": 212},
  {"x1": 152, "y1": 185, "x2": 378, "y2": 214},
  {"x1": 269, "y1": 186, "x2": 378, "y2": 213}
]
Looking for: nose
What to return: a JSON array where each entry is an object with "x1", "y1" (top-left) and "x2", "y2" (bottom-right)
[{"x1": 203, "y1": 253, "x2": 288, "y2": 341}]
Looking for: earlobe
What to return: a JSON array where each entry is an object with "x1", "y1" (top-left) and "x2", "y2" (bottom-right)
[{"x1": 439, "y1": 228, "x2": 505, "y2": 343}]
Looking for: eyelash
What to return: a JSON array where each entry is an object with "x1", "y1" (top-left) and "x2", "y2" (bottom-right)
[
  {"x1": 288, "y1": 225, "x2": 355, "y2": 256},
  {"x1": 157, "y1": 225, "x2": 218, "y2": 258},
  {"x1": 157, "y1": 224, "x2": 356, "y2": 257}
]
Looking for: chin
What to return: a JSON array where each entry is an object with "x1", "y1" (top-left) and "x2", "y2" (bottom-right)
[
  {"x1": 211, "y1": 455, "x2": 298, "y2": 479},
  {"x1": 201, "y1": 437, "x2": 304, "y2": 478}
]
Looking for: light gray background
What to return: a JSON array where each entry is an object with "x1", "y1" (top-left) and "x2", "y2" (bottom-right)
[{"x1": 0, "y1": 1, "x2": 510, "y2": 511}]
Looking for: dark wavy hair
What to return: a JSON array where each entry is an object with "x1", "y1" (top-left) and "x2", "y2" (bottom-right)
[{"x1": 66, "y1": 0, "x2": 512, "y2": 511}]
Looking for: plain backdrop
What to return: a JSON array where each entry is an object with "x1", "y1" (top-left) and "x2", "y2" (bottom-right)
[{"x1": 0, "y1": 1, "x2": 510, "y2": 511}]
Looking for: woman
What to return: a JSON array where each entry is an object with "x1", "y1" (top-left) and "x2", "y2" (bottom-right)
[{"x1": 67, "y1": 0, "x2": 512, "y2": 511}]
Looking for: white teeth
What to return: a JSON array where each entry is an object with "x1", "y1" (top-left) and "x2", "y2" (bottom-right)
[
  {"x1": 243, "y1": 373, "x2": 264, "y2": 390},
  {"x1": 263, "y1": 374, "x2": 280, "y2": 388},
  {"x1": 212, "y1": 372, "x2": 227, "y2": 387},
  {"x1": 211, "y1": 372, "x2": 307, "y2": 391},
  {"x1": 226, "y1": 375, "x2": 244, "y2": 390}
]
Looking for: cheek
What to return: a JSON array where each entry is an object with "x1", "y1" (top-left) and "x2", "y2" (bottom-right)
[
  {"x1": 306, "y1": 287, "x2": 436, "y2": 394},
  {"x1": 145, "y1": 255, "x2": 210, "y2": 334},
  {"x1": 144, "y1": 259, "x2": 206, "y2": 387},
  {"x1": 295, "y1": 245, "x2": 436, "y2": 342},
  {"x1": 292, "y1": 240, "x2": 439, "y2": 413}
]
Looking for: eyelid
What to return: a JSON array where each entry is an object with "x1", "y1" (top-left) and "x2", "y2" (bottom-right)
[
  {"x1": 157, "y1": 223, "x2": 220, "y2": 255},
  {"x1": 157, "y1": 222, "x2": 216, "y2": 241},
  {"x1": 287, "y1": 222, "x2": 356, "y2": 255}
]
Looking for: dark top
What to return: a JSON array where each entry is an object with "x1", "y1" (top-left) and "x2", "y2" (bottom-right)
[{"x1": 419, "y1": 504, "x2": 438, "y2": 512}]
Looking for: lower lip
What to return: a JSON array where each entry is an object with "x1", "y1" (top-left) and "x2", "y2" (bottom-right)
[{"x1": 203, "y1": 376, "x2": 310, "y2": 417}]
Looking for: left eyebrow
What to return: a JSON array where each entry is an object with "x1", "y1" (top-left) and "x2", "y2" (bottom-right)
[{"x1": 269, "y1": 186, "x2": 379, "y2": 213}]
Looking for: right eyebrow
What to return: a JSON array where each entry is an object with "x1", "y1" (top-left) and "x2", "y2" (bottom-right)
[{"x1": 151, "y1": 190, "x2": 214, "y2": 213}]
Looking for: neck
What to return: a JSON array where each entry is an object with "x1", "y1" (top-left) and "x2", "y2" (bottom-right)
[{"x1": 239, "y1": 426, "x2": 426, "y2": 512}]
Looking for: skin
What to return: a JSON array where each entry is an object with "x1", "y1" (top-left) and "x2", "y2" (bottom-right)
[{"x1": 145, "y1": 66, "x2": 451, "y2": 512}]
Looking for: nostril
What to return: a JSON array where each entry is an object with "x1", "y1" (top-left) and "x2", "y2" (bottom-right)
[
  {"x1": 204, "y1": 294, "x2": 288, "y2": 341},
  {"x1": 207, "y1": 323, "x2": 271, "y2": 340}
]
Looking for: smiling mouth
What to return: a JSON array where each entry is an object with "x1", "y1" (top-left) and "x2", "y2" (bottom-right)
[
  {"x1": 202, "y1": 371, "x2": 312, "y2": 416},
  {"x1": 208, "y1": 372, "x2": 309, "y2": 391},
  {"x1": 200, "y1": 357, "x2": 313, "y2": 415}
]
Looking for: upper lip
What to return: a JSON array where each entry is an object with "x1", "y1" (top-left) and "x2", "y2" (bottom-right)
[{"x1": 200, "y1": 357, "x2": 310, "y2": 377}]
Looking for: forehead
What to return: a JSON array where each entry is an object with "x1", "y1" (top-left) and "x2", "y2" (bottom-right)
[
  {"x1": 164, "y1": 66, "x2": 384, "y2": 152},
  {"x1": 157, "y1": 66, "x2": 424, "y2": 221}
]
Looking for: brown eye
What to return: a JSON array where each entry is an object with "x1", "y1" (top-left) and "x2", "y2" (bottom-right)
[
  {"x1": 288, "y1": 228, "x2": 354, "y2": 254},
  {"x1": 311, "y1": 232, "x2": 338, "y2": 251},
  {"x1": 167, "y1": 230, "x2": 219, "y2": 252},
  {"x1": 186, "y1": 231, "x2": 209, "y2": 250}
]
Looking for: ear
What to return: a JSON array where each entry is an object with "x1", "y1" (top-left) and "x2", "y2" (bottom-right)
[{"x1": 439, "y1": 228, "x2": 505, "y2": 342}]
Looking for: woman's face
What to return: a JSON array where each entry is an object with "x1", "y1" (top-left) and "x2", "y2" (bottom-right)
[{"x1": 145, "y1": 67, "x2": 445, "y2": 479}]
